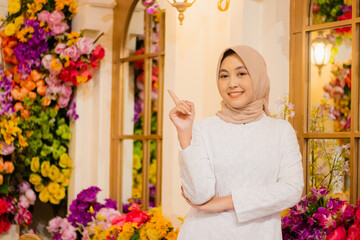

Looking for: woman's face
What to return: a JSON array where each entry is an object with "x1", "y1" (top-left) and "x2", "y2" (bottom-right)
[{"x1": 217, "y1": 54, "x2": 254, "y2": 109}]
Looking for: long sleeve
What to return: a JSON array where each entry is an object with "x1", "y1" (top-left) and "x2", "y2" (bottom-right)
[
  {"x1": 178, "y1": 123, "x2": 216, "y2": 204},
  {"x1": 231, "y1": 121, "x2": 304, "y2": 224}
]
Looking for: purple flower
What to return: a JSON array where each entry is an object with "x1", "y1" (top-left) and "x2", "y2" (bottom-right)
[
  {"x1": 77, "y1": 186, "x2": 100, "y2": 203},
  {"x1": 104, "y1": 198, "x2": 117, "y2": 210},
  {"x1": 14, "y1": 19, "x2": 49, "y2": 77},
  {"x1": 66, "y1": 102, "x2": 79, "y2": 122},
  {"x1": 341, "y1": 4, "x2": 352, "y2": 13},
  {"x1": 146, "y1": 4, "x2": 159, "y2": 14}
]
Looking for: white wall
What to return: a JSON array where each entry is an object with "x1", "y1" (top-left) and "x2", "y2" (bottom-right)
[{"x1": 159, "y1": 0, "x2": 290, "y2": 227}]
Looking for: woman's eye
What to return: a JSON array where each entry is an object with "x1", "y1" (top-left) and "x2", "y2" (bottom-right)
[
  {"x1": 237, "y1": 72, "x2": 247, "y2": 76},
  {"x1": 219, "y1": 75, "x2": 228, "y2": 79}
]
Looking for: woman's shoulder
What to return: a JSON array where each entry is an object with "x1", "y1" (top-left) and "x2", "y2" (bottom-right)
[{"x1": 262, "y1": 116, "x2": 296, "y2": 133}]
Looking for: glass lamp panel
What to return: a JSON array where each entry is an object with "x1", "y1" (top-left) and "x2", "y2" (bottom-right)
[{"x1": 308, "y1": 27, "x2": 352, "y2": 132}]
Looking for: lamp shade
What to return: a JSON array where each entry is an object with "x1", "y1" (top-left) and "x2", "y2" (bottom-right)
[{"x1": 310, "y1": 33, "x2": 333, "y2": 75}]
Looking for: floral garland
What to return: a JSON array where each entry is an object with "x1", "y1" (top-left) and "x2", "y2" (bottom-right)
[{"x1": 0, "y1": 0, "x2": 105, "y2": 232}]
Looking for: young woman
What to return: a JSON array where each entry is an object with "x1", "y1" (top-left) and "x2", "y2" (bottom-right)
[{"x1": 168, "y1": 45, "x2": 304, "y2": 239}]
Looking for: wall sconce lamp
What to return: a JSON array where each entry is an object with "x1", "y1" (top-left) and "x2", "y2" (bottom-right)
[
  {"x1": 167, "y1": 0, "x2": 230, "y2": 25},
  {"x1": 311, "y1": 32, "x2": 333, "y2": 76}
]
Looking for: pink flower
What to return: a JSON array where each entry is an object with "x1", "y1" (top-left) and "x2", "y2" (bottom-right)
[
  {"x1": 60, "y1": 83, "x2": 72, "y2": 97},
  {"x1": 42, "y1": 54, "x2": 53, "y2": 70},
  {"x1": 38, "y1": 10, "x2": 50, "y2": 22},
  {"x1": 50, "y1": 22, "x2": 68, "y2": 35},
  {"x1": 25, "y1": 189, "x2": 36, "y2": 205},
  {"x1": 18, "y1": 195, "x2": 30, "y2": 209},
  {"x1": 55, "y1": 43, "x2": 66, "y2": 54},
  {"x1": 60, "y1": 219, "x2": 77, "y2": 240},
  {"x1": 19, "y1": 181, "x2": 31, "y2": 193},
  {"x1": 58, "y1": 95, "x2": 70, "y2": 108},
  {"x1": 47, "y1": 217, "x2": 63, "y2": 233},
  {"x1": 49, "y1": 10, "x2": 65, "y2": 25},
  {"x1": 77, "y1": 37, "x2": 94, "y2": 55},
  {"x1": 64, "y1": 46, "x2": 80, "y2": 61},
  {"x1": 97, "y1": 208, "x2": 121, "y2": 222}
]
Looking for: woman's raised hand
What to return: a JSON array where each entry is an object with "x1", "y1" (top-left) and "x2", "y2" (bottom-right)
[{"x1": 168, "y1": 90, "x2": 194, "y2": 149}]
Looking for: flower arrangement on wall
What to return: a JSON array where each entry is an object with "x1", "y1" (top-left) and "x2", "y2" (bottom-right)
[
  {"x1": 0, "y1": 0, "x2": 105, "y2": 233},
  {"x1": 47, "y1": 186, "x2": 179, "y2": 240}
]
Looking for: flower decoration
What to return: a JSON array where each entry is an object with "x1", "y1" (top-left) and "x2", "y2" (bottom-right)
[
  {"x1": 47, "y1": 186, "x2": 179, "y2": 240},
  {"x1": 282, "y1": 186, "x2": 360, "y2": 240},
  {"x1": 0, "y1": 0, "x2": 105, "y2": 234}
]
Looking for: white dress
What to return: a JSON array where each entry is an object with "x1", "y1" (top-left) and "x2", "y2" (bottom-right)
[{"x1": 177, "y1": 114, "x2": 304, "y2": 240}]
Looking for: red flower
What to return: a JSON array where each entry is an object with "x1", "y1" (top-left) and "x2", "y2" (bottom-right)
[
  {"x1": 125, "y1": 210, "x2": 149, "y2": 227},
  {"x1": 346, "y1": 222, "x2": 360, "y2": 240},
  {"x1": 356, "y1": 208, "x2": 360, "y2": 223},
  {"x1": 90, "y1": 58, "x2": 100, "y2": 70},
  {"x1": 111, "y1": 214, "x2": 126, "y2": 227},
  {"x1": 326, "y1": 226, "x2": 346, "y2": 240},
  {"x1": 313, "y1": 3, "x2": 319, "y2": 13},
  {"x1": 93, "y1": 45, "x2": 105, "y2": 59},
  {"x1": 0, "y1": 199, "x2": 7, "y2": 215},
  {"x1": 76, "y1": 60, "x2": 88, "y2": 71},
  {"x1": 81, "y1": 70, "x2": 92, "y2": 82},
  {"x1": 0, "y1": 216, "x2": 10, "y2": 234}
]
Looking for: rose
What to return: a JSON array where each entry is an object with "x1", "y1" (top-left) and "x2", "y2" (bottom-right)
[
  {"x1": 55, "y1": 43, "x2": 66, "y2": 54},
  {"x1": 77, "y1": 37, "x2": 94, "y2": 55},
  {"x1": 81, "y1": 70, "x2": 92, "y2": 82},
  {"x1": 49, "y1": 10, "x2": 65, "y2": 25},
  {"x1": 64, "y1": 46, "x2": 80, "y2": 61},
  {"x1": 111, "y1": 214, "x2": 126, "y2": 227},
  {"x1": 0, "y1": 216, "x2": 10, "y2": 234},
  {"x1": 38, "y1": 10, "x2": 50, "y2": 22},
  {"x1": 50, "y1": 22, "x2": 68, "y2": 35},
  {"x1": 346, "y1": 222, "x2": 360, "y2": 240},
  {"x1": 18, "y1": 195, "x2": 30, "y2": 209},
  {"x1": 19, "y1": 181, "x2": 31, "y2": 193},
  {"x1": 97, "y1": 208, "x2": 121, "y2": 222},
  {"x1": 59, "y1": 219, "x2": 77, "y2": 240},
  {"x1": 125, "y1": 210, "x2": 149, "y2": 227},
  {"x1": 42, "y1": 54, "x2": 54, "y2": 70},
  {"x1": 25, "y1": 189, "x2": 36, "y2": 205},
  {"x1": 93, "y1": 45, "x2": 105, "y2": 59},
  {"x1": 47, "y1": 216, "x2": 63, "y2": 233}
]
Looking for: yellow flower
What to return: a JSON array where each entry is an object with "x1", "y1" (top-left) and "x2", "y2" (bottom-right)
[
  {"x1": 14, "y1": 15, "x2": 24, "y2": 26},
  {"x1": 88, "y1": 206, "x2": 95, "y2": 214},
  {"x1": 4, "y1": 23, "x2": 16, "y2": 37},
  {"x1": 62, "y1": 168, "x2": 72, "y2": 179},
  {"x1": 50, "y1": 59, "x2": 63, "y2": 72},
  {"x1": 69, "y1": 1, "x2": 78, "y2": 13},
  {"x1": 47, "y1": 182, "x2": 60, "y2": 194},
  {"x1": 31, "y1": 157, "x2": 40, "y2": 172},
  {"x1": 29, "y1": 174, "x2": 42, "y2": 186},
  {"x1": 41, "y1": 161, "x2": 50, "y2": 177},
  {"x1": 39, "y1": 189, "x2": 50, "y2": 202},
  {"x1": 49, "y1": 194, "x2": 60, "y2": 204},
  {"x1": 18, "y1": 135, "x2": 28, "y2": 148},
  {"x1": 76, "y1": 75, "x2": 88, "y2": 84},
  {"x1": 133, "y1": 155, "x2": 141, "y2": 170},
  {"x1": 35, "y1": 184, "x2": 45, "y2": 192},
  {"x1": 0, "y1": 145, "x2": 3, "y2": 154},
  {"x1": 54, "y1": 187, "x2": 66, "y2": 200},
  {"x1": 344, "y1": 0, "x2": 352, "y2": 5},
  {"x1": 8, "y1": 0, "x2": 21, "y2": 14},
  {"x1": 59, "y1": 153, "x2": 71, "y2": 168},
  {"x1": 61, "y1": 177, "x2": 69, "y2": 187},
  {"x1": 48, "y1": 165, "x2": 60, "y2": 181}
]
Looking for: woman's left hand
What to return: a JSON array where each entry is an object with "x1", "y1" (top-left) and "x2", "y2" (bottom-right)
[{"x1": 181, "y1": 187, "x2": 234, "y2": 213}]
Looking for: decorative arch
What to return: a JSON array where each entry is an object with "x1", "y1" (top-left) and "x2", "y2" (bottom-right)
[{"x1": 110, "y1": 0, "x2": 165, "y2": 210}]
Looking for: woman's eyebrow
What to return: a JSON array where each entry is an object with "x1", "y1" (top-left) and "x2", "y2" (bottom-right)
[
  {"x1": 235, "y1": 66, "x2": 246, "y2": 70},
  {"x1": 219, "y1": 69, "x2": 228, "y2": 73}
]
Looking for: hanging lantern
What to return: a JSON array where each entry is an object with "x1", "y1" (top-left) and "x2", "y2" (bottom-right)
[{"x1": 311, "y1": 32, "x2": 333, "y2": 76}]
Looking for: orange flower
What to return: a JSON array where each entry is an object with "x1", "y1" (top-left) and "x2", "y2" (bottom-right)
[
  {"x1": 0, "y1": 175, "x2": 3, "y2": 185},
  {"x1": 4, "y1": 161, "x2": 14, "y2": 174}
]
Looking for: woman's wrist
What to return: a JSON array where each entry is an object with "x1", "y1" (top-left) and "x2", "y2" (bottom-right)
[{"x1": 177, "y1": 129, "x2": 192, "y2": 149}]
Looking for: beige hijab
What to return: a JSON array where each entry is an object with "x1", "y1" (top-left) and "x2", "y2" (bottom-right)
[{"x1": 216, "y1": 45, "x2": 271, "y2": 124}]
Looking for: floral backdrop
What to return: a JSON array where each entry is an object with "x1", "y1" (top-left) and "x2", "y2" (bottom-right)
[{"x1": 0, "y1": 0, "x2": 104, "y2": 234}]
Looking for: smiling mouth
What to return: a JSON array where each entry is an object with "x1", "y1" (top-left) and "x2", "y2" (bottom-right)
[{"x1": 228, "y1": 91, "x2": 244, "y2": 97}]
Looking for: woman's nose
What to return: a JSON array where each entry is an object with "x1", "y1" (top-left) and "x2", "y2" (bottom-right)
[{"x1": 229, "y1": 75, "x2": 239, "y2": 88}]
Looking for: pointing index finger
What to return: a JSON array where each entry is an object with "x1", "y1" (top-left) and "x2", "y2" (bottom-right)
[{"x1": 168, "y1": 89, "x2": 180, "y2": 104}]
